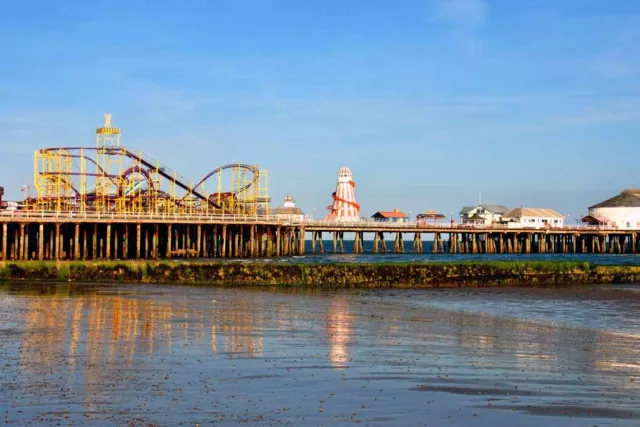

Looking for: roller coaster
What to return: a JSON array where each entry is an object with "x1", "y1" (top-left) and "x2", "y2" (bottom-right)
[{"x1": 26, "y1": 115, "x2": 270, "y2": 215}]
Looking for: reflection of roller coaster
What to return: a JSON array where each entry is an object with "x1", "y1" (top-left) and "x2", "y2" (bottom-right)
[{"x1": 28, "y1": 116, "x2": 269, "y2": 215}]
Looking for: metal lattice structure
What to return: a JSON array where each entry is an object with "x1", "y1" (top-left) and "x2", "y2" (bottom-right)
[{"x1": 29, "y1": 114, "x2": 270, "y2": 215}]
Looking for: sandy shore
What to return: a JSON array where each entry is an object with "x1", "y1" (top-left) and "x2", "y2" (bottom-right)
[{"x1": 1, "y1": 283, "x2": 639, "y2": 426}]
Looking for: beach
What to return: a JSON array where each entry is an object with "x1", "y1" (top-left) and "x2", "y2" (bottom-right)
[{"x1": 1, "y1": 282, "x2": 639, "y2": 426}]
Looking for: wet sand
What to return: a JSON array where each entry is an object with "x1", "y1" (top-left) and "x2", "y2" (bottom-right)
[{"x1": 1, "y1": 283, "x2": 639, "y2": 426}]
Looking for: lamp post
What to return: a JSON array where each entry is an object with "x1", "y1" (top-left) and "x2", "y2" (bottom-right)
[{"x1": 408, "y1": 209, "x2": 411, "y2": 223}]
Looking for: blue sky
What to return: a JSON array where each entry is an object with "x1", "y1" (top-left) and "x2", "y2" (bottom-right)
[{"x1": 1, "y1": 0, "x2": 639, "y2": 220}]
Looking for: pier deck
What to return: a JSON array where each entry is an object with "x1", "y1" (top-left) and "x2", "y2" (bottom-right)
[{"x1": 0, "y1": 211, "x2": 638, "y2": 260}]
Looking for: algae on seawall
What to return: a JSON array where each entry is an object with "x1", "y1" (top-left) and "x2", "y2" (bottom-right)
[{"x1": 1, "y1": 260, "x2": 639, "y2": 288}]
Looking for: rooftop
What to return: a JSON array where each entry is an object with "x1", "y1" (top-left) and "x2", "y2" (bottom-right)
[
  {"x1": 372, "y1": 208, "x2": 408, "y2": 219},
  {"x1": 460, "y1": 204, "x2": 509, "y2": 215},
  {"x1": 502, "y1": 208, "x2": 564, "y2": 219},
  {"x1": 589, "y1": 189, "x2": 640, "y2": 209},
  {"x1": 417, "y1": 210, "x2": 446, "y2": 219}
]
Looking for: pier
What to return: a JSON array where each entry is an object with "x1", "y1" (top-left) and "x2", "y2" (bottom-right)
[{"x1": 1, "y1": 211, "x2": 638, "y2": 261}]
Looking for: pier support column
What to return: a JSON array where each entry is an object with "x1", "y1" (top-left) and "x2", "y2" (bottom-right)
[
  {"x1": 38, "y1": 223, "x2": 44, "y2": 261},
  {"x1": 19, "y1": 224, "x2": 25, "y2": 260},
  {"x1": 250, "y1": 226, "x2": 256, "y2": 257},
  {"x1": 299, "y1": 227, "x2": 305, "y2": 255},
  {"x1": 197, "y1": 225, "x2": 202, "y2": 258},
  {"x1": 55, "y1": 224, "x2": 61, "y2": 260},
  {"x1": 2, "y1": 223, "x2": 7, "y2": 261},
  {"x1": 312, "y1": 230, "x2": 317, "y2": 254},
  {"x1": 167, "y1": 225, "x2": 172, "y2": 259},
  {"x1": 185, "y1": 226, "x2": 191, "y2": 258},
  {"x1": 153, "y1": 224, "x2": 159, "y2": 259},
  {"x1": 123, "y1": 225, "x2": 129, "y2": 259},
  {"x1": 352, "y1": 232, "x2": 357, "y2": 254},
  {"x1": 136, "y1": 224, "x2": 141, "y2": 259},
  {"x1": 221, "y1": 225, "x2": 227, "y2": 258},
  {"x1": 74, "y1": 224, "x2": 80, "y2": 260},
  {"x1": 115, "y1": 229, "x2": 120, "y2": 259},
  {"x1": 91, "y1": 224, "x2": 97, "y2": 260},
  {"x1": 83, "y1": 229, "x2": 88, "y2": 260},
  {"x1": 106, "y1": 224, "x2": 112, "y2": 260},
  {"x1": 234, "y1": 228, "x2": 240, "y2": 257},
  {"x1": 274, "y1": 227, "x2": 280, "y2": 257}
]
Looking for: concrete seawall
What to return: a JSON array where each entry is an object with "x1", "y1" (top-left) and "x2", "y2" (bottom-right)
[{"x1": 2, "y1": 261, "x2": 640, "y2": 288}]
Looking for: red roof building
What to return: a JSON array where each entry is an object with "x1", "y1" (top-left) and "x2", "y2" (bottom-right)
[{"x1": 371, "y1": 208, "x2": 408, "y2": 222}]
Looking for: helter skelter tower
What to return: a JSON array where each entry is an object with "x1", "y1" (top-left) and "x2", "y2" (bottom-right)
[{"x1": 325, "y1": 166, "x2": 361, "y2": 222}]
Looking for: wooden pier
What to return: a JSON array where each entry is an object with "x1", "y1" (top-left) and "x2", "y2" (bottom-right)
[{"x1": 0, "y1": 212, "x2": 638, "y2": 261}]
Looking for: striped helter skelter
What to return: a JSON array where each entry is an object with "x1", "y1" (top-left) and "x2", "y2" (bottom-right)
[{"x1": 325, "y1": 166, "x2": 360, "y2": 222}]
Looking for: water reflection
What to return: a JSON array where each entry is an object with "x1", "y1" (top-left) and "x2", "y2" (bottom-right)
[
  {"x1": 2, "y1": 283, "x2": 640, "y2": 426},
  {"x1": 16, "y1": 288, "x2": 267, "y2": 378},
  {"x1": 326, "y1": 296, "x2": 352, "y2": 367}
]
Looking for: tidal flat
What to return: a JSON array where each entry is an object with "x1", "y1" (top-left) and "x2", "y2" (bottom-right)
[{"x1": 1, "y1": 283, "x2": 639, "y2": 426}]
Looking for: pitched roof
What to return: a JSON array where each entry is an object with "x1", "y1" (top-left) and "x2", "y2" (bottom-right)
[
  {"x1": 372, "y1": 211, "x2": 408, "y2": 218},
  {"x1": 467, "y1": 213, "x2": 485, "y2": 220},
  {"x1": 417, "y1": 210, "x2": 446, "y2": 219},
  {"x1": 589, "y1": 189, "x2": 640, "y2": 209},
  {"x1": 459, "y1": 204, "x2": 509, "y2": 215},
  {"x1": 502, "y1": 208, "x2": 564, "y2": 219}
]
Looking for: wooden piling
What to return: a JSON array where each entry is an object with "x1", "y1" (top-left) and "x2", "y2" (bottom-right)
[
  {"x1": 136, "y1": 224, "x2": 141, "y2": 259},
  {"x1": 38, "y1": 223, "x2": 44, "y2": 260},
  {"x1": 1, "y1": 223, "x2": 6, "y2": 261},
  {"x1": 106, "y1": 224, "x2": 111, "y2": 259}
]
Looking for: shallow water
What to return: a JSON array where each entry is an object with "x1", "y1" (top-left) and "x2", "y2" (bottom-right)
[
  {"x1": 1, "y1": 283, "x2": 639, "y2": 426},
  {"x1": 242, "y1": 240, "x2": 640, "y2": 264}
]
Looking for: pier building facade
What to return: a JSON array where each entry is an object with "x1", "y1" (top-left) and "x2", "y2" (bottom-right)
[{"x1": 583, "y1": 189, "x2": 640, "y2": 229}]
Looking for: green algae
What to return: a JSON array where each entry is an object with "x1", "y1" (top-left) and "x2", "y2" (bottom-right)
[{"x1": 1, "y1": 260, "x2": 638, "y2": 288}]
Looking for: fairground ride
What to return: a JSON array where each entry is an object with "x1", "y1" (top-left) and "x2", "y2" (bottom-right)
[{"x1": 26, "y1": 114, "x2": 270, "y2": 215}]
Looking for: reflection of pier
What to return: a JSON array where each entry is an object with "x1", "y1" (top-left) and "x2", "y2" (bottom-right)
[
  {"x1": 326, "y1": 297, "x2": 352, "y2": 367},
  {"x1": 1, "y1": 212, "x2": 639, "y2": 260},
  {"x1": 16, "y1": 289, "x2": 265, "y2": 396}
]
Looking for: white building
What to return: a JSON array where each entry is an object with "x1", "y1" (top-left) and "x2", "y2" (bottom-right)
[
  {"x1": 272, "y1": 196, "x2": 305, "y2": 222},
  {"x1": 459, "y1": 204, "x2": 509, "y2": 225},
  {"x1": 582, "y1": 189, "x2": 640, "y2": 229},
  {"x1": 501, "y1": 208, "x2": 564, "y2": 228}
]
